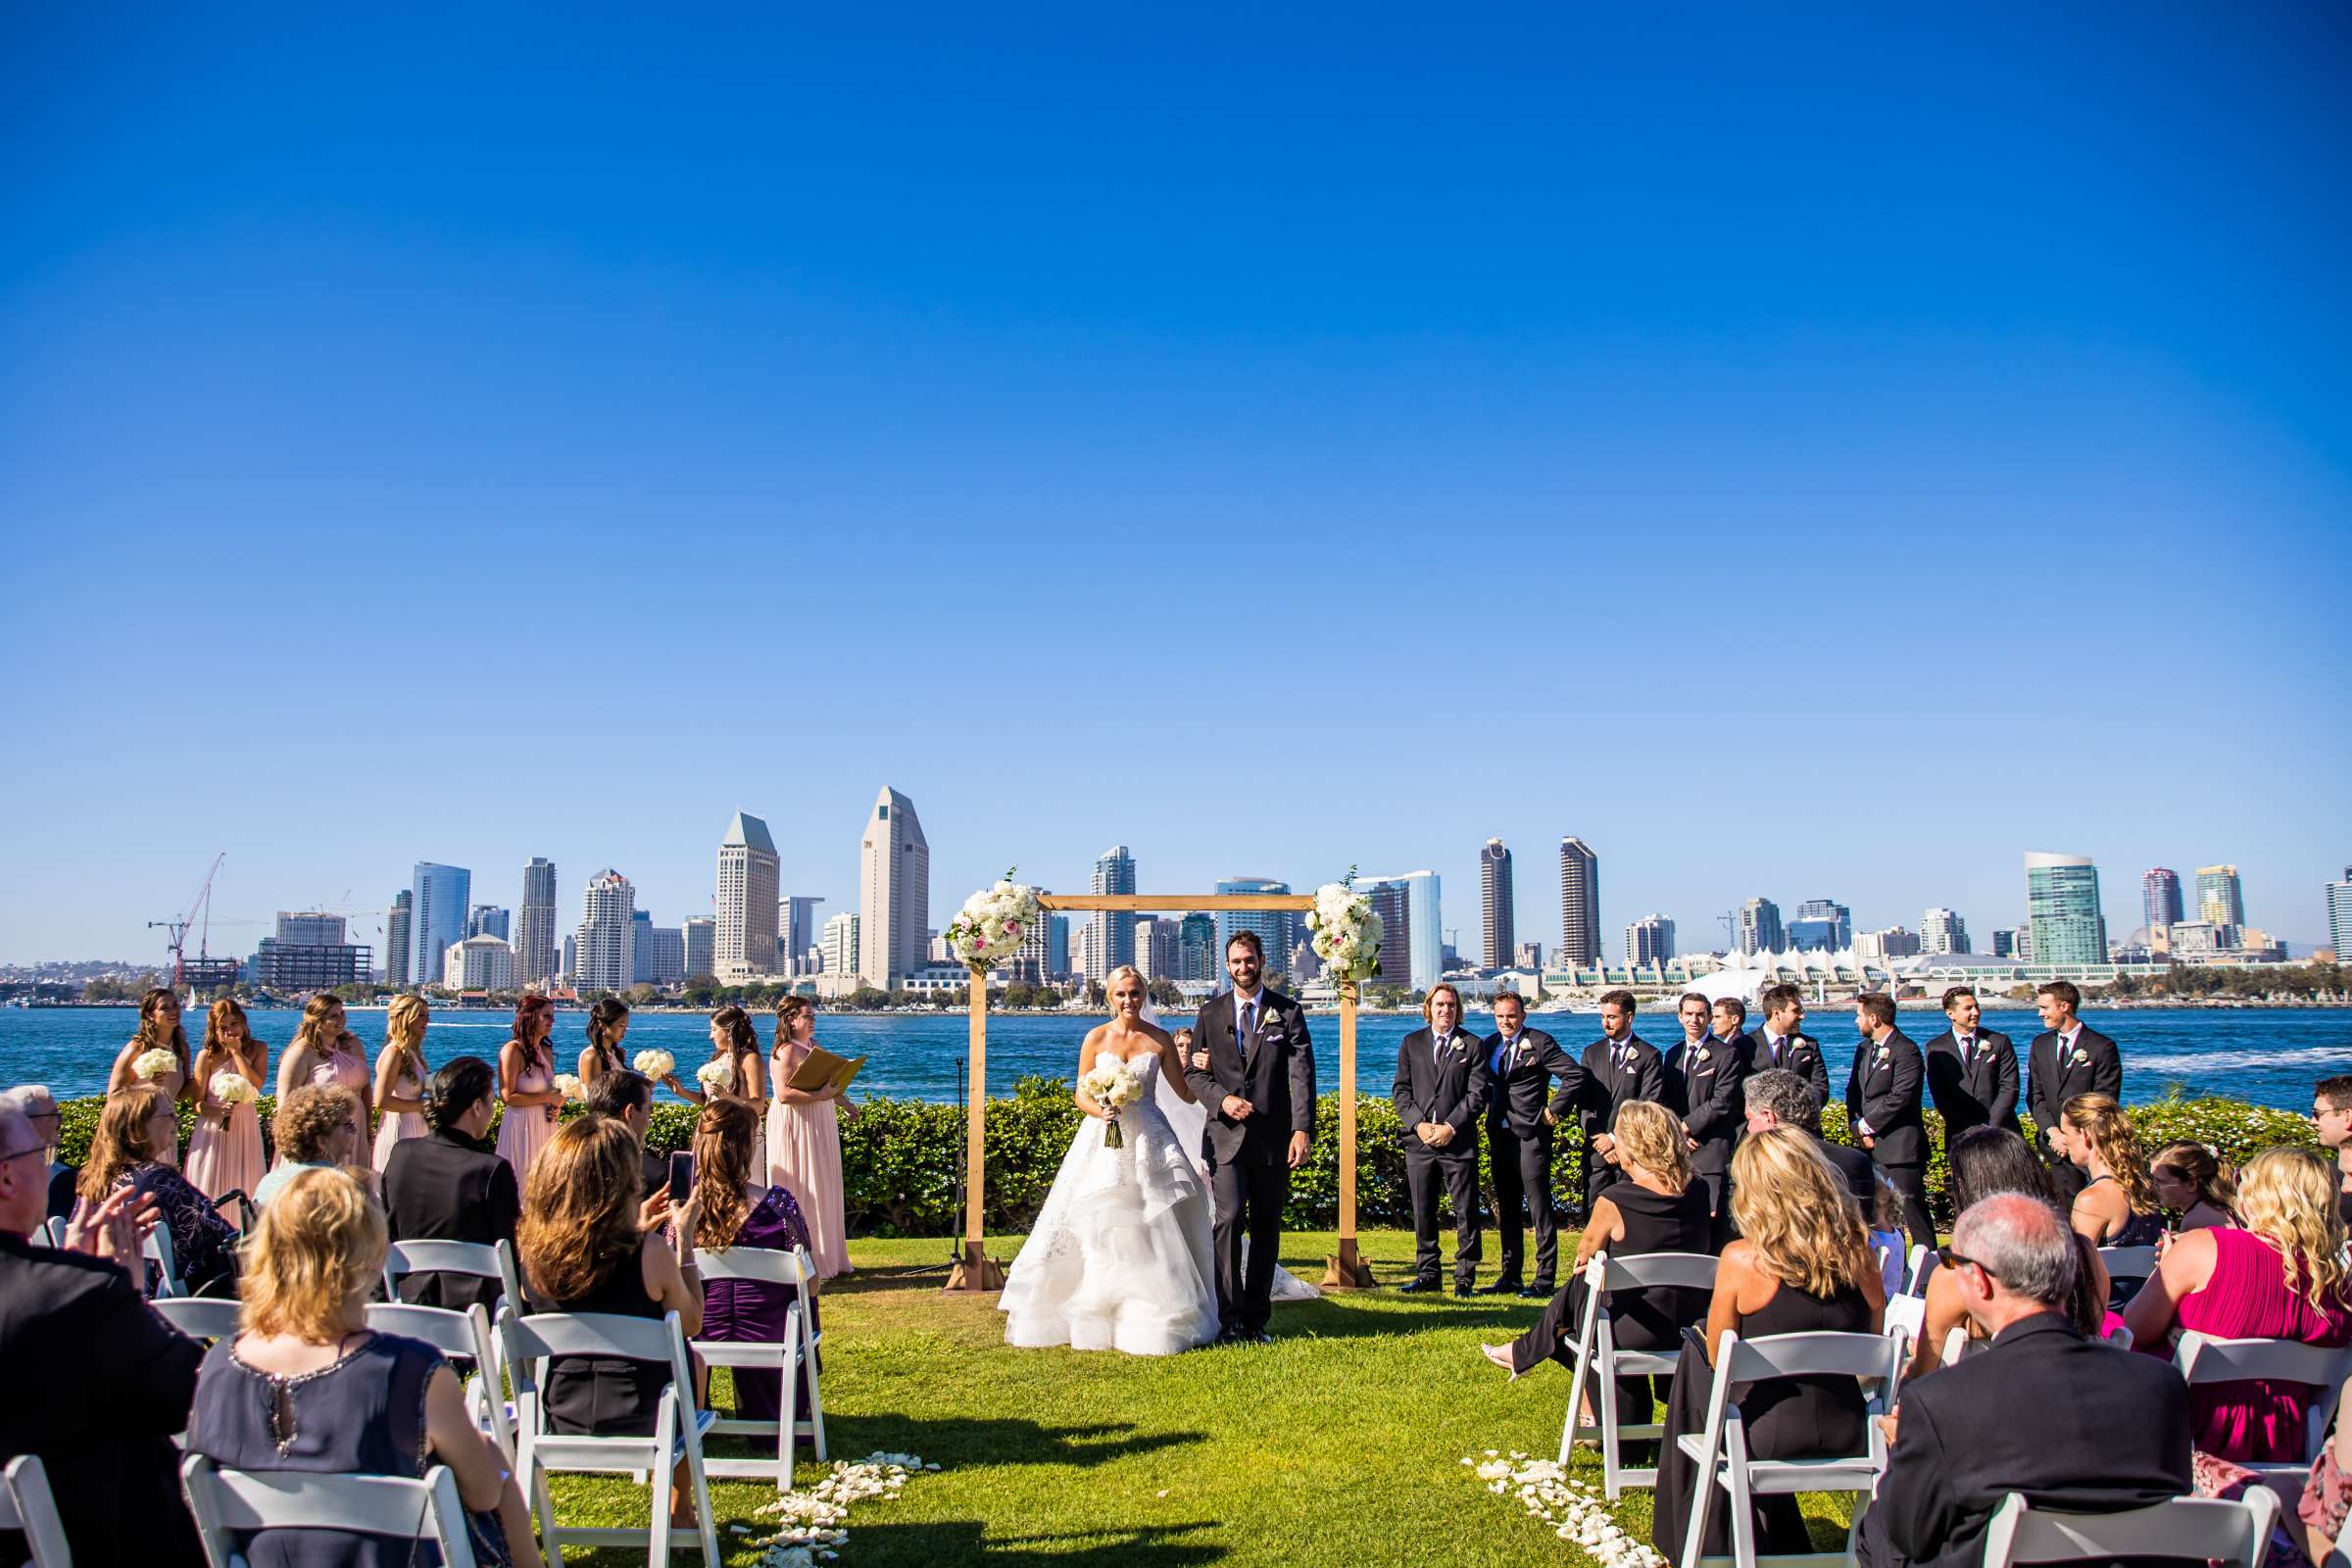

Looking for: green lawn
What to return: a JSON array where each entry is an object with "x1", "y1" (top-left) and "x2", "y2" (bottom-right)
[{"x1": 551, "y1": 1228, "x2": 1855, "y2": 1567}]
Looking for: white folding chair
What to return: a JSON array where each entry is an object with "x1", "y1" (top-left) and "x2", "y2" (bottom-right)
[
  {"x1": 690, "y1": 1243, "x2": 827, "y2": 1491},
  {"x1": 382, "y1": 1238, "x2": 524, "y2": 1313},
  {"x1": 145, "y1": 1222, "x2": 186, "y2": 1299},
  {"x1": 2174, "y1": 1332, "x2": 2352, "y2": 1486},
  {"x1": 1557, "y1": 1251, "x2": 1718, "y2": 1497},
  {"x1": 1902, "y1": 1244, "x2": 1935, "y2": 1297},
  {"x1": 2098, "y1": 1245, "x2": 2158, "y2": 1293},
  {"x1": 153, "y1": 1298, "x2": 243, "y2": 1344},
  {"x1": 367, "y1": 1301, "x2": 516, "y2": 1462},
  {"x1": 1677, "y1": 1329, "x2": 1902, "y2": 1568},
  {"x1": 180, "y1": 1452, "x2": 476, "y2": 1568},
  {"x1": 1, "y1": 1454, "x2": 73, "y2": 1568},
  {"x1": 36, "y1": 1217, "x2": 67, "y2": 1249},
  {"x1": 499, "y1": 1306, "x2": 720, "y2": 1568},
  {"x1": 1979, "y1": 1489, "x2": 2278, "y2": 1568},
  {"x1": 1883, "y1": 1294, "x2": 1927, "y2": 1354}
]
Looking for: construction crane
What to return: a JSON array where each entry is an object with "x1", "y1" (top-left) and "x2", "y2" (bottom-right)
[{"x1": 150, "y1": 854, "x2": 226, "y2": 988}]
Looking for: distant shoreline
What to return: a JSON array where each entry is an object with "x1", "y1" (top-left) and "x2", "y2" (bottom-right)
[{"x1": 13, "y1": 995, "x2": 2341, "y2": 1015}]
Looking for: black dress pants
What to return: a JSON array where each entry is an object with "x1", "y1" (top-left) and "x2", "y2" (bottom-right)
[
  {"x1": 1487, "y1": 1117, "x2": 1557, "y2": 1287},
  {"x1": 1877, "y1": 1159, "x2": 1935, "y2": 1249},
  {"x1": 1404, "y1": 1144, "x2": 1481, "y2": 1288},
  {"x1": 1208, "y1": 1150, "x2": 1288, "y2": 1334}
]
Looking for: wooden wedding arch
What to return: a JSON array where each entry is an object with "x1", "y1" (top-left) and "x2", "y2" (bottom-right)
[{"x1": 944, "y1": 890, "x2": 1378, "y2": 1294}]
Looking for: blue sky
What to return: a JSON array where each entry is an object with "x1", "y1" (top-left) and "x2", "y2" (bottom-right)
[{"x1": 3, "y1": 5, "x2": 2347, "y2": 964}]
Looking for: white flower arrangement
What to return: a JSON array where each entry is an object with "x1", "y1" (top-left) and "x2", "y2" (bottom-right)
[
  {"x1": 552, "y1": 1073, "x2": 586, "y2": 1102},
  {"x1": 132, "y1": 1047, "x2": 179, "y2": 1081},
  {"x1": 698, "y1": 1057, "x2": 736, "y2": 1095},
  {"x1": 1305, "y1": 869, "x2": 1384, "y2": 991},
  {"x1": 945, "y1": 870, "x2": 1042, "y2": 972},
  {"x1": 209, "y1": 1069, "x2": 258, "y2": 1107},
  {"x1": 1461, "y1": 1449, "x2": 1666, "y2": 1567},
  {"x1": 1077, "y1": 1055, "x2": 1146, "y2": 1149},
  {"x1": 632, "y1": 1049, "x2": 676, "y2": 1080}
]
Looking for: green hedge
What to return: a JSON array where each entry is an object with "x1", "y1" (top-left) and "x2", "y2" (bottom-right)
[{"x1": 52, "y1": 1085, "x2": 2319, "y2": 1238}]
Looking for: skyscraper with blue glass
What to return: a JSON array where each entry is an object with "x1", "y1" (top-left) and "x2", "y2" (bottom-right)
[
  {"x1": 411, "y1": 861, "x2": 470, "y2": 989},
  {"x1": 2026, "y1": 852, "x2": 2107, "y2": 965}
]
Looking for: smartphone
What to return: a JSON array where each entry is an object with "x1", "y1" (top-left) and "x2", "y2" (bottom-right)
[{"x1": 666, "y1": 1152, "x2": 693, "y2": 1203}]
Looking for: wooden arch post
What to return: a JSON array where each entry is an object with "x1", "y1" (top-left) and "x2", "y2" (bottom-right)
[{"x1": 944, "y1": 891, "x2": 1376, "y2": 1293}]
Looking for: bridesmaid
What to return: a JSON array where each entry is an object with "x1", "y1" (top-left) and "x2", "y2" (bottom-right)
[
  {"x1": 577, "y1": 997, "x2": 632, "y2": 1089},
  {"x1": 766, "y1": 997, "x2": 854, "y2": 1279},
  {"x1": 371, "y1": 994, "x2": 432, "y2": 1173},
  {"x1": 106, "y1": 987, "x2": 194, "y2": 1166},
  {"x1": 186, "y1": 997, "x2": 268, "y2": 1208},
  {"x1": 670, "y1": 1005, "x2": 766, "y2": 1108},
  {"x1": 495, "y1": 994, "x2": 564, "y2": 1179},
  {"x1": 275, "y1": 994, "x2": 372, "y2": 1168}
]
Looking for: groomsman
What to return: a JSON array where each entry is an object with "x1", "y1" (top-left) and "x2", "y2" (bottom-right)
[
  {"x1": 1577, "y1": 990, "x2": 1666, "y2": 1206},
  {"x1": 1663, "y1": 992, "x2": 1746, "y2": 1223},
  {"x1": 2026, "y1": 980, "x2": 2122, "y2": 1206},
  {"x1": 1845, "y1": 992, "x2": 1933, "y2": 1248},
  {"x1": 1478, "y1": 988, "x2": 1585, "y2": 1298},
  {"x1": 1924, "y1": 985, "x2": 2019, "y2": 1162},
  {"x1": 1709, "y1": 997, "x2": 1755, "y2": 1068},
  {"x1": 1744, "y1": 983, "x2": 1833, "y2": 1111},
  {"x1": 1392, "y1": 983, "x2": 1490, "y2": 1297}
]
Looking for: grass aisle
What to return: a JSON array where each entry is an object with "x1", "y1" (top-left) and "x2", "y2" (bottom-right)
[{"x1": 555, "y1": 1228, "x2": 1852, "y2": 1566}]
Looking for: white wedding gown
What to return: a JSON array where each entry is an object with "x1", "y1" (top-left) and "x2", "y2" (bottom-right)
[{"x1": 1000, "y1": 1052, "x2": 1223, "y2": 1355}]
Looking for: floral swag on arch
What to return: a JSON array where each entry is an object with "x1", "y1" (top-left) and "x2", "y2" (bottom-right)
[
  {"x1": 1305, "y1": 869, "x2": 1383, "y2": 995},
  {"x1": 946, "y1": 870, "x2": 1044, "y2": 972}
]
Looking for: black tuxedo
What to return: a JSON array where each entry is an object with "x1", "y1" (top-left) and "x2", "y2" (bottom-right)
[
  {"x1": 1743, "y1": 1027, "x2": 1833, "y2": 1111},
  {"x1": 1668, "y1": 1034, "x2": 1749, "y2": 1216},
  {"x1": 1923, "y1": 1028, "x2": 2019, "y2": 1151},
  {"x1": 1855, "y1": 1312, "x2": 2192, "y2": 1568},
  {"x1": 0, "y1": 1234, "x2": 206, "y2": 1566},
  {"x1": 1394, "y1": 1027, "x2": 1490, "y2": 1288},
  {"x1": 1577, "y1": 1033, "x2": 1667, "y2": 1204},
  {"x1": 2027, "y1": 1023, "x2": 2123, "y2": 1204},
  {"x1": 1481, "y1": 1026, "x2": 1586, "y2": 1289},
  {"x1": 1846, "y1": 1027, "x2": 1933, "y2": 1247},
  {"x1": 381, "y1": 1126, "x2": 522, "y2": 1311},
  {"x1": 1185, "y1": 987, "x2": 1316, "y2": 1335}
]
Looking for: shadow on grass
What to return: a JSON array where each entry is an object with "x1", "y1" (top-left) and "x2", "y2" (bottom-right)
[
  {"x1": 850, "y1": 1518, "x2": 1225, "y2": 1564},
  {"x1": 1269, "y1": 1292, "x2": 1542, "y2": 1341},
  {"x1": 820, "y1": 1413, "x2": 1210, "y2": 1469}
]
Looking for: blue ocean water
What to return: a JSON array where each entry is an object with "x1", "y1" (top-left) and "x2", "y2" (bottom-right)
[{"x1": 4, "y1": 1003, "x2": 2347, "y2": 1113}]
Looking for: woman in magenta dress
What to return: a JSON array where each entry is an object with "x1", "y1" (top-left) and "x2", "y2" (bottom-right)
[
  {"x1": 105, "y1": 987, "x2": 194, "y2": 1167},
  {"x1": 690, "y1": 1099, "x2": 821, "y2": 1425},
  {"x1": 371, "y1": 994, "x2": 432, "y2": 1174},
  {"x1": 185, "y1": 996, "x2": 268, "y2": 1208},
  {"x1": 495, "y1": 994, "x2": 564, "y2": 1180},
  {"x1": 2127, "y1": 1146, "x2": 2352, "y2": 1461},
  {"x1": 273, "y1": 994, "x2": 372, "y2": 1167},
  {"x1": 765, "y1": 997, "x2": 854, "y2": 1279}
]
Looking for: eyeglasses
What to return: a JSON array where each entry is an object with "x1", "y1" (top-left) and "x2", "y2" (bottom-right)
[
  {"x1": 1935, "y1": 1245, "x2": 1986, "y2": 1275},
  {"x1": 0, "y1": 1143, "x2": 46, "y2": 1165},
  {"x1": 2314, "y1": 1106, "x2": 2349, "y2": 1120}
]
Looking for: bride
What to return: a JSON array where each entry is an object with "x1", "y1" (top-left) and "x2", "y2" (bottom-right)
[{"x1": 1000, "y1": 965, "x2": 1221, "y2": 1354}]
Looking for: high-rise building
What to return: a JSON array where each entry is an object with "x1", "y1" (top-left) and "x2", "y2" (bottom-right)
[
  {"x1": 714, "y1": 812, "x2": 781, "y2": 981},
  {"x1": 1092, "y1": 846, "x2": 1138, "y2": 970},
  {"x1": 682, "y1": 917, "x2": 714, "y2": 979},
  {"x1": 1991, "y1": 928, "x2": 2017, "y2": 958},
  {"x1": 252, "y1": 928, "x2": 371, "y2": 990},
  {"x1": 1557, "y1": 838, "x2": 1599, "y2": 967},
  {"x1": 384, "y1": 891, "x2": 413, "y2": 988},
  {"x1": 1048, "y1": 913, "x2": 1071, "y2": 979},
  {"x1": 780, "y1": 897, "x2": 825, "y2": 976},
  {"x1": 1135, "y1": 918, "x2": 1181, "y2": 981},
  {"x1": 1788, "y1": 900, "x2": 1852, "y2": 953},
  {"x1": 1175, "y1": 912, "x2": 1214, "y2": 983},
  {"x1": 820, "y1": 911, "x2": 858, "y2": 977},
  {"x1": 276, "y1": 911, "x2": 347, "y2": 947},
  {"x1": 517, "y1": 857, "x2": 560, "y2": 986},
  {"x1": 2142, "y1": 868, "x2": 2183, "y2": 935},
  {"x1": 858, "y1": 787, "x2": 929, "y2": 989},
  {"x1": 561, "y1": 933, "x2": 575, "y2": 980},
  {"x1": 443, "y1": 935, "x2": 517, "y2": 992},
  {"x1": 2026, "y1": 853, "x2": 2107, "y2": 966},
  {"x1": 1856, "y1": 926, "x2": 1923, "y2": 963},
  {"x1": 1358, "y1": 871, "x2": 1441, "y2": 991},
  {"x1": 2330, "y1": 867, "x2": 2352, "y2": 964},
  {"x1": 575, "y1": 869, "x2": 636, "y2": 995},
  {"x1": 1514, "y1": 941, "x2": 1544, "y2": 969},
  {"x1": 1481, "y1": 839, "x2": 1515, "y2": 969},
  {"x1": 1362, "y1": 880, "x2": 1410, "y2": 988},
  {"x1": 411, "y1": 863, "x2": 471, "y2": 992},
  {"x1": 1921, "y1": 907, "x2": 1970, "y2": 956},
  {"x1": 633, "y1": 912, "x2": 684, "y2": 986},
  {"x1": 466, "y1": 905, "x2": 511, "y2": 941},
  {"x1": 1737, "y1": 897, "x2": 1784, "y2": 956},
  {"x1": 2195, "y1": 864, "x2": 2246, "y2": 930},
  {"x1": 1213, "y1": 878, "x2": 1294, "y2": 983},
  {"x1": 1625, "y1": 914, "x2": 1675, "y2": 965}
]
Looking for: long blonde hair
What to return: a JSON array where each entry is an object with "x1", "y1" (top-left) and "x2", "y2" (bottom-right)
[
  {"x1": 196, "y1": 997, "x2": 259, "y2": 1090},
  {"x1": 1729, "y1": 1127, "x2": 1873, "y2": 1297},
  {"x1": 2061, "y1": 1094, "x2": 2158, "y2": 1214},
  {"x1": 239, "y1": 1166, "x2": 384, "y2": 1343},
  {"x1": 2236, "y1": 1148, "x2": 2348, "y2": 1311},
  {"x1": 384, "y1": 995, "x2": 429, "y2": 1079},
  {"x1": 1611, "y1": 1101, "x2": 1691, "y2": 1193},
  {"x1": 289, "y1": 994, "x2": 344, "y2": 1064},
  {"x1": 517, "y1": 1116, "x2": 645, "y2": 1302}
]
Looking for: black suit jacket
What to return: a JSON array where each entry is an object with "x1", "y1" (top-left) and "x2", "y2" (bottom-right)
[
  {"x1": 1480, "y1": 1028, "x2": 1585, "y2": 1135},
  {"x1": 1845, "y1": 1027, "x2": 1927, "y2": 1166},
  {"x1": 1875, "y1": 1311, "x2": 2192, "y2": 1568},
  {"x1": 1817, "y1": 1132, "x2": 1880, "y2": 1208},
  {"x1": 1576, "y1": 1033, "x2": 1667, "y2": 1144},
  {"x1": 1673, "y1": 1034, "x2": 1749, "y2": 1175},
  {"x1": 2027, "y1": 1025, "x2": 2124, "y2": 1147},
  {"x1": 0, "y1": 1234, "x2": 205, "y2": 1566},
  {"x1": 1924, "y1": 1028, "x2": 2019, "y2": 1139},
  {"x1": 1184, "y1": 987, "x2": 1316, "y2": 1164},
  {"x1": 1394, "y1": 1027, "x2": 1489, "y2": 1156},
  {"x1": 381, "y1": 1127, "x2": 522, "y2": 1310},
  {"x1": 1744, "y1": 1028, "x2": 1834, "y2": 1110}
]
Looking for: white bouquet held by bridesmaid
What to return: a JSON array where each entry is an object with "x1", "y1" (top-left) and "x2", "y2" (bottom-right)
[
  {"x1": 552, "y1": 1073, "x2": 586, "y2": 1102},
  {"x1": 633, "y1": 1049, "x2": 675, "y2": 1079},
  {"x1": 1077, "y1": 1056, "x2": 1146, "y2": 1149},
  {"x1": 1305, "y1": 869, "x2": 1384, "y2": 990},
  {"x1": 697, "y1": 1057, "x2": 736, "y2": 1095},
  {"x1": 132, "y1": 1047, "x2": 179, "y2": 1082},
  {"x1": 209, "y1": 1069, "x2": 257, "y2": 1107},
  {"x1": 946, "y1": 870, "x2": 1042, "y2": 971}
]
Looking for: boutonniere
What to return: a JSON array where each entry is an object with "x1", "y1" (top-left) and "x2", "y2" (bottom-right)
[
  {"x1": 2070, "y1": 1048, "x2": 2089, "y2": 1067},
  {"x1": 1695, "y1": 1047, "x2": 1711, "y2": 1064},
  {"x1": 1875, "y1": 1046, "x2": 1892, "y2": 1064}
]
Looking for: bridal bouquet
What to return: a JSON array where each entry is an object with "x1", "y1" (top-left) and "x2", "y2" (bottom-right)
[
  {"x1": 1078, "y1": 1056, "x2": 1146, "y2": 1149},
  {"x1": 697, "y1": 1058, "x2": 736, "y2": 1095},
  {"x1": 1306, "y1": 870, "x2": 1384, "y2": 990},
  {"x1": 552, "y1": 1073, "x2": 586, "y2": 1102},
  {"x1": 132, "y1": 1047, "x2": 179, "y2": 1081},
  {"x1": 946, "y1": 870, "x2": 1042, "y2": 972},
  {"x1": 209, "y1": 1069, "x2": 257, "y2": 1107},
  {"x1": 632, "y1": 1049, "x2": 675, "y2": 1080}
]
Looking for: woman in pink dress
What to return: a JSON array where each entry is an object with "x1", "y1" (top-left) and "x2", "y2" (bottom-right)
[
  {"x1": 765, "y1": 997, "x2": 855, "y2": 1279},
  {"x1": 371, "y1": 994, "x2": 432, "y2": 1173},
  {"x1": 272, "y1": 994, "x2": 371, "y2": 1168},
  {"x1": 105, "y1": 987, "x2": 194, "y2": 1166},
  {"x1": 495, "y1": 994, "x2": 564, "y2": 1180},
  {"x1": 185, "y1": 996, "x2": 268, "y2": 1208},
  {"x1": 2127, "y1": 1146, "x2": 2352, "y2": 1461}
]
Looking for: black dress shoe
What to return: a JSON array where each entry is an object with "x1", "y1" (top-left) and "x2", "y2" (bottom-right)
[
  {"x1": 1518, "y1": 1284, "x2": 1552, "y2": 1299},
  {"x1": 1396, "y1": 1277, "x2": 1443, "y2": 1294},
  {"x1": 1475, "y1": 1279, "x2": 1523, "y2": 1296},
  {"x1": 1453, "y1": 1283, "x2": 1474, "y2": 1298},
  {"x1": 1250, "y1": 1329, "x2": 1273, "y2": 1345}
]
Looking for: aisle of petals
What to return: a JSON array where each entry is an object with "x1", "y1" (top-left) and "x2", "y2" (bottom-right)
[
  {"x1": 1462, "y1": 1450, "x2": 1668, "y2": 1568},
  {"x1": 736, "y1": 1450, "x2": 939, "y2": 1567}
]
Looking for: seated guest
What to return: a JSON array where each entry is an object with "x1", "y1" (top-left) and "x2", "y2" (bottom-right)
[
  {"x1": 383, "y1": 1056, "x2": 522, "y2": 1311},
  {"x1": 517, "y1": 1116, "x2": 706, "y2": 1528},
  {"x1": 2053, "y1": 1093, "x2": 2166, "y2": 1253},
  {"x1": 586, "y1": 1067, "x2": 668, "y2": 1199},
  {"x1": 1741, "y1": 1067, "x2": 1876, "y2": 1207},
  {"x1": 251, "y1": 1084, "x2": 365, "y2": 1209},
  {"x1": 76, "y1": 1081, "x2": 240, "y2": 1297},
  {"x1": 1853, "y1": 1194, "x2": 2193, "y2": 1568},
  {"x1": 2126, "y1": 1146, "x2": 2352, "y2": 1462},
  {"x1": 688, "y1": 1099, "x2": 821, "y2": 1426},
  {"x1": 1651, "y1": 1127, "x2": 1887, "y2": 1561},
  {"x1": 0, "y1": 1086, "x2": 75, "y2": 1221},
  {"x1": 2151, "y1": 1141, "x2": 2239, "y2": 1234},
  {"x1": 186, "y1": 1166, "x2": 541, "y2": 1568},
  {"x1": 0, "y1": 1099, "x2": 205, "y2": 1566}
]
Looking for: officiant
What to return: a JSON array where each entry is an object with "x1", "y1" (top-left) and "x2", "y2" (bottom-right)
[{"x1": 1393, "y1": 983, "x2": 1491, "y2": 1297}]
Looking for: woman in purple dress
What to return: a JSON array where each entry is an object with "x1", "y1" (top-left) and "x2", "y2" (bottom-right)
[{"x1": 689, "y1": 1099, "x2": 820, "y2": 1425}]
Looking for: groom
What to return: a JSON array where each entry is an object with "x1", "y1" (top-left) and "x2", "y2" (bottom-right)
[{"x1": 1185, "y1": 929, "x2": 1314, "y2": 1345}]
